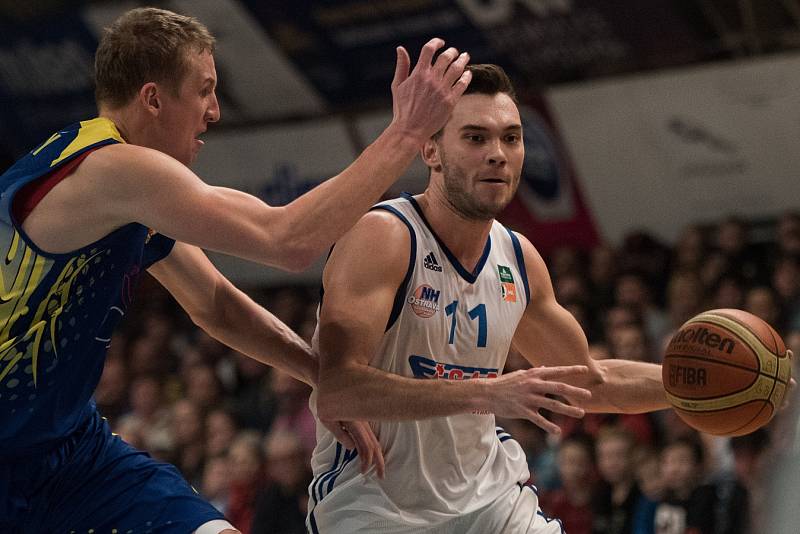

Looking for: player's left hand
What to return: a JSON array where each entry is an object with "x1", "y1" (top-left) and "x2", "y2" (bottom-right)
[{"x1": 321, "y1": 418, "x2": 385, "y2": 479}]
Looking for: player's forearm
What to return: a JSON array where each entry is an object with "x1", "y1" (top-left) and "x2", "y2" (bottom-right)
[
  {"x1": 203, "y1": 289, "x2": 317, "y2": 386},
  {"x1": 278, "y1": 125, "x2": 422, "y2": 269},
  {"x1": 317, "y1": 364, "x2": 492, "y2": 421},
  {"x1": 583, "y1": 360, "x2": 669, "y2": 413}
]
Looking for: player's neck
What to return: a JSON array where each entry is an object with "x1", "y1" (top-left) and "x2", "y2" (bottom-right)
[
  {"x1": 416, "y1": 191, "x2": 493, "y2": 273},
  {"x1": 98, "y1": 106, "x2": 147, "y2": 148}
]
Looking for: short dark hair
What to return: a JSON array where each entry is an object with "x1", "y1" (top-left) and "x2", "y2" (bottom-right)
[
  {"x1": 432, "y1": 64, "x2": 517, "y2": 140},
  {"x1": 463, "y1": 64, "x2": 518, "y2": 103},
  {"x1": 95, "y1": 7, "x2": 216, "y2": 109}
]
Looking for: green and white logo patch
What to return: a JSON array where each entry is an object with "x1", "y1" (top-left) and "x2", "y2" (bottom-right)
[{"x1": 498, "y1": 265, "x2": 514, "y2": 284}]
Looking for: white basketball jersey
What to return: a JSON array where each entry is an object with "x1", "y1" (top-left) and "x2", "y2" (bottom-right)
[{"x1": 308, "y1": 195, "x2": 534, "y2": 533}]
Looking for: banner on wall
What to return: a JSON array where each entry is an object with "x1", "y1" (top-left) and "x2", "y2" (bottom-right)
[
  {"x1": 500, "y1": 96, "x2": 600, "y2": 254},
  {"x1": 547, "y1": 52, "x2": 800, "y2": 243}
]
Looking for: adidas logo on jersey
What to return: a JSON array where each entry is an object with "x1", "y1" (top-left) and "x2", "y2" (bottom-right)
[{"x1": 424, "y1": 252, "x2": 443, "y2": 272}]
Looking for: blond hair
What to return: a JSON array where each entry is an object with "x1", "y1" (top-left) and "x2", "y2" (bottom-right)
[{"x1": 94, "y1": 7, "x2": 215, "y2": 109}]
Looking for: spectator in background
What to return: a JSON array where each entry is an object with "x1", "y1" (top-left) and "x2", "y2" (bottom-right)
[
  {"x1": 744, "y1": 285, "x2": 783, "y2": 333},
  {"x1": 776, "y1": 211, "x2": 800, "y2": 256},
  {"x1": 227, "y1": 432, "x2": 269, "y2": 534},
  {"x1": 127, "y1": 335, "x2": 171, "y2": 377},
  {"x1": 723, "y1": 430, "x2": 769, "y2": 534},
  {"x1": 203, "y1": 455, "x2": 233, "y2": 515},
  {"x1": 589, "y1": 243, "x2": 618, "y2": 311},
  {"x1": 654, "y1": 435, "x2": 735, "y2": 534},
  {"x1": 672, "y1": 225, "x2": 707, "y2": 273},
  {"x1": 593, "y1": 426, "x2": 642, "y2": 534},
  {"x1": 549, "y1": 245, "x2": 586, "y2": 280},
  {"x1": 171, "y1": 398, "x2": 207, "y2": 487},
  {"x1": 654, "y1": 437, "x2": 703, "y2": 534},
  {"x1": 708, "y1": 273, "x2": 746, "y2": 311},
  {"x1": 772, "y1": 255, "x2": 800, "y2": 331},
  {"x1": 631, "y1": 448, "x2": 663, "y2": 534},
  {"x1": 614, "y1": 271, "x2": 670, "y2": 346},
  {"x1": 714, "y1": 216, "x2": 767, "y2": 285},
  {"x1": 619, "y1": 232, "x2": 671, "y2": 295},
  {"x1": 230, "y1": 354, "x2": 277, "y2": 433},
  {"x1": 539, "y1": 433, "x2": 596, "y2": 534},
  {"x1": 269, "y1": 368, "x2": 316, "y2": 455},
  {"x1": 251, "y1": 430, "x2": 311, "y2": 534},
  {"x1": 603, "y1": 305, "x2": 644, "y2": 346},
  {"x1": 609, "y1": 324, "x2": 651, "y2": 363},
  {"x1": 115, "y1": 374, "x2": 172, "y2": 456},
  {"x1": 206, "y1": 407, "x2": 240, "y2": 458},
  {"x1": 664, "y1": 271, "x2": 704, "y2": 333},
  {"x1": 94, "y1": 356, "x2": 130, "y2": 420},
  {"x1": 184, "y1": 362, "x2": 225, "y2": 412}
]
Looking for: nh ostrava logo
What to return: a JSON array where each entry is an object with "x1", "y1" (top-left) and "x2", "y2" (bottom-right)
[{"x1": 424, "y1": 252, "x2": 442, "y2": 272}]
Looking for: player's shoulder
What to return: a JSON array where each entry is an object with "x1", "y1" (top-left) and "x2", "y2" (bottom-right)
[
  {"x1": 346, "y1": 208, "x2": 413, "y2": 245},
  {"x1": 77, "y1": 143, "x2": 188, "y2": 196},
  {"x1": 326, "y1": 208, "x2": 412, "y2": 277}
]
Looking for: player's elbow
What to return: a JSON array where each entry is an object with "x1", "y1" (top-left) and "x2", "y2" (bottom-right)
[
  {"x1": 261, "y1": 210, "x2": 319, "y2": 272},
  {"x1": 278, "y1": 244, "x2": 318, "y2": 272},
  {"x1": 316, "y1": 375, "x2": 351, "y2": 421}
]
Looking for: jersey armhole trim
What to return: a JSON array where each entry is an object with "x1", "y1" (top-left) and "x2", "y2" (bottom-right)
[
  {"x1": 506, "y1": 228, "x2": 531, "y2": 306},
  {"x1": 373, "y1": 205, "x2": 416, "y2": 332}
]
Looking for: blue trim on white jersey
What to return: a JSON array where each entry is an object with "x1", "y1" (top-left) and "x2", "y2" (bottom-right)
[
  {"x1": 506, "y1": 228, "x2": 531, "y2": 306},
  {"x1": 402, "y1": 193, "x2": 492, "y2": 285},
  {"x1": 496, "y1": 426, "x2": 513, "y2": 443},
  {"x1": 325, "y1": 448, "x2": 358, "y2": 497},
  {"x1": 311, "y1": 442, "x2": 342, "y2": 504},
  {"x1": 373, "y1": 204, "x2": 417, "y2": 331},
  {"x1": 309, "y1": 510, "x2": 320, "y2": 534},
  {"x1": 520, "y1": 483, "x2": 565, "y2": 534}
]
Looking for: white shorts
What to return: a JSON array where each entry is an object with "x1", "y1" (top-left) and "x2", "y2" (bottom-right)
[{"x1": 308, "y1": 483, "x2": 564, "y2": 534}]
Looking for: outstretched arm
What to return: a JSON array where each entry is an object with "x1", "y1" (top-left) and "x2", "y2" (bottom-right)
[
  {"x1": 511, "y1": 233, "x2": 669, "y2": 413},
  {"x1": 316, "y1": 211, "x2": 590, "y2": 433},
  {"x1": 148, "y1": 242, "x2": 384, "y2": 474},
  {"x1": 52, "y1": 39, "x2": 471, "y2": 272}
]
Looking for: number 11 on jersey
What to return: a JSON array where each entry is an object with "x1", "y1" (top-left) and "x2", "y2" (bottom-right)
[{"x1": 445, "y1": 301, "x2": 488, "y2": 348}]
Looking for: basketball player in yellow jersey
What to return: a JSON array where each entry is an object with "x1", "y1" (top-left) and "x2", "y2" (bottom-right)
[
  {"x1": 0, "y1": 7, "x2": 471, "y2": 534},
  {"x1": 311, "y1": 65, "x2": 670, "y2": 533}
]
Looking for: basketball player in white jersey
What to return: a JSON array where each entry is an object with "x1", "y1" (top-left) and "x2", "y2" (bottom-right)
[{"x1": 308, "y1": 65, "x2": 669, "y2": 533}]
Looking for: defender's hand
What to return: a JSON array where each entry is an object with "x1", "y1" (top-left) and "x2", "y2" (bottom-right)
[
  {"x1": 322, "y1": 418, "x2": 385, "y2": 479},
  {"x1": 390, "y1": 38, "x2": 472, "y2": 142}
]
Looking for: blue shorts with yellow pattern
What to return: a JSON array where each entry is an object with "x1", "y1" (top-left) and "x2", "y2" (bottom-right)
[{"x1": 0, "y1": 409, "x2": 224, "y2": 533}]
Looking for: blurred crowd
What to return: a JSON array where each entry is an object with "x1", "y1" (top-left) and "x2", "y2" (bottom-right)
[{"x1": 96, "y1": 210, "x2": 800, "y2": 534}]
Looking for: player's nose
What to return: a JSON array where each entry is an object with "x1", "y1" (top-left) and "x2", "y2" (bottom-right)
[{"x1": 486, "y1": 139, "x2": 507, "y2": 166}]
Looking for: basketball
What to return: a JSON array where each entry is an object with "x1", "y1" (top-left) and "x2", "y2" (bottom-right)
[{"x1": 662, "y1": 309, "x2": 793, "y2": 436}]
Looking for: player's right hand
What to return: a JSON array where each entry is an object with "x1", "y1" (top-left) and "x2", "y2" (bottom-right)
[
  {"x1": 490, "y1": 365, "x2": 593, "y2": 435},
  {"x1": 390, "y1": 38, "x2": 472, "y2": 142}
]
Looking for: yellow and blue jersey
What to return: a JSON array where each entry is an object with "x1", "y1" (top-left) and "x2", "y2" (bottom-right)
[{"x1": 0, "y1": 117, "x2": 175, "y2": 454}]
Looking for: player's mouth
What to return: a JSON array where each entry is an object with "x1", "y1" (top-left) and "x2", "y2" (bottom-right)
[{"x1": 479, "y1": 177, "x2": 508, "y2": 185}]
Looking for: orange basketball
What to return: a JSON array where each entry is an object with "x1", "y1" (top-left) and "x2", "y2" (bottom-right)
[{"x1": 662, "y1": 309, "x2": 793, "y2": 436}]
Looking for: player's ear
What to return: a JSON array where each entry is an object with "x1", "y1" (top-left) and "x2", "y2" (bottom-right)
[
  {"x1": 139, "y1": 82, "x2": 161, "y2": 115},
  {"x1": 421, "y1": 137, "x2": 442, "y2": 173}
]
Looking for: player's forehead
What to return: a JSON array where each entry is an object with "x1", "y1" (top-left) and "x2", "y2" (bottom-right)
[
  {"x1": 445, "y1": 93, "x2": 521, "y2": 133},
  {"x1": 181, "y1": 49, "x2": 217, "y2": 88}
]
